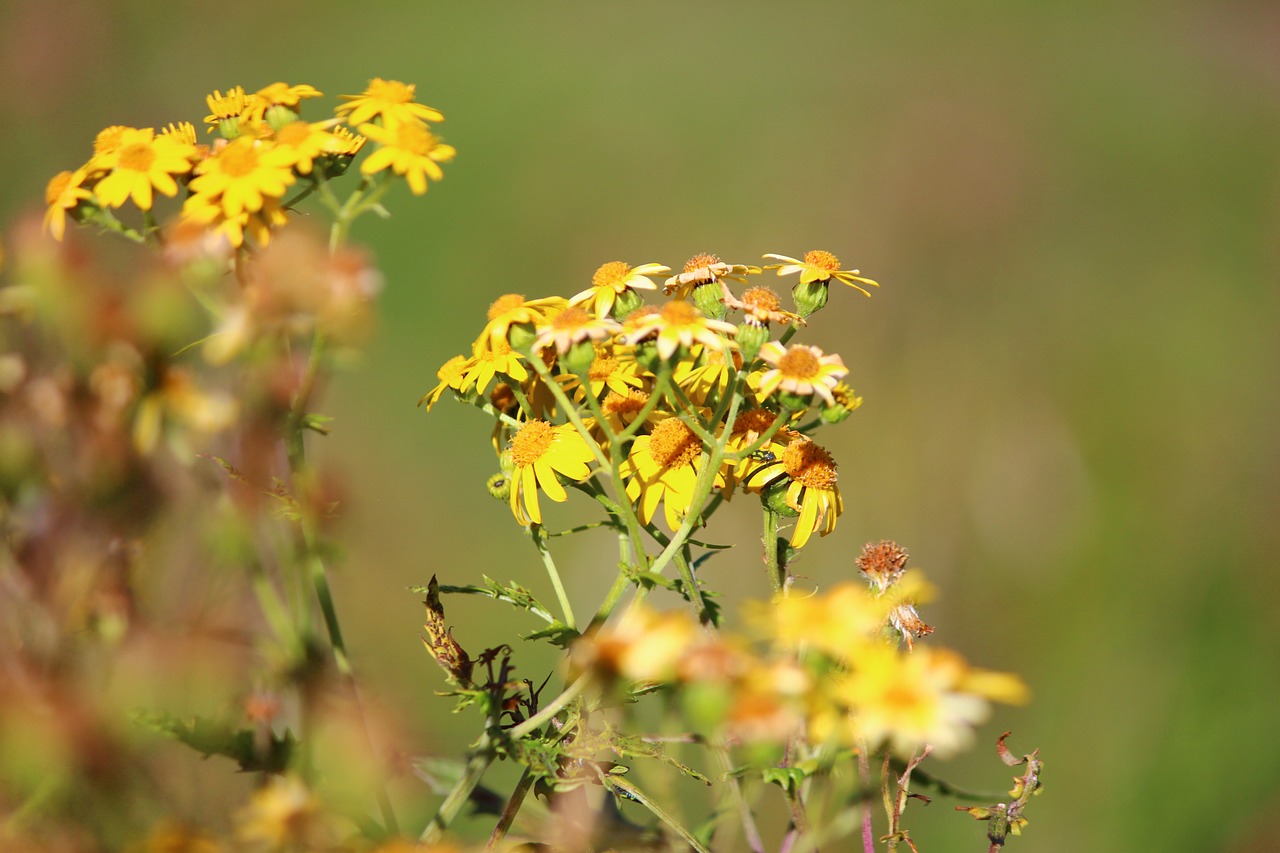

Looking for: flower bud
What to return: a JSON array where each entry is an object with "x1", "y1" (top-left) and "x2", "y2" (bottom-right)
[
  {"x1": 792, "y1": 280, "x2": 829, "y2": 319},
  {"x1": 611, "y1": 288, "x2": 645, "y2": 321},
  {"x1": 735, "y1": 323, "x2": 769, "y2": 363},
  {"x1": 761, "y1": 479, "x2": 799, "y2": 517},
  {"x1": 693, "y1": 281, "x2": 727, "y2": 321},
  {"x1": 564, "y1": 338, "x2": 596, "y2": 376}
]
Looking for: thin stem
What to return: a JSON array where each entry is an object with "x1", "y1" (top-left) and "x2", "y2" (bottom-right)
[
  {"x1": 529, "y1": 524, "x2": 575, "y2": 630},
  {"x1": 509, "y1": 675, "x2": 589, "y2": 740},
  {"x1": 857, "y1": 738, "x2": 875, "y2": 853},
  {"x1": 420, "y1": 746, "x2": 497, "y2": 843},
  {"x1": 764, "y1": 507, "x2": 783, "y2": 594},
  {"x1": 485, "y1": 768, "x2": 534, "y2": 851}
]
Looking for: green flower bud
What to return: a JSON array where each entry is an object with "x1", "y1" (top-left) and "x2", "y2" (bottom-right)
[
  {"x1": 736, "y1": 323, "x2": 769, "y2": 363},
  {"x1": 564, "y1": 338, "x2": 596, "y2": 376},
  {"x1": 777, "y1": 390, "x2": 812, "y2": 412},
  {"x1": 694, "y1": 281, "x2": 727, "y2": 321},
  {"x1": 506, "y1": 322, "x2": 538, "y2": 355},
  {"x1": 611, "y1": 288, "x2": 645, "y2": 321},
  {"x1": 487, "y1": 472, "x2": 511, "y2": 501},
  {"x1": 792, "y1": 280, "x2": 829, "y2": 319},
  {"x1": 264, "y1": 105, "x2": 301, "y2": 133},
  {"x1": 761, "y1": 479, "x2": 799, "y2": 517},
  {"x1": 635, "y1": 340, "x2": 664, "y2": 373}
]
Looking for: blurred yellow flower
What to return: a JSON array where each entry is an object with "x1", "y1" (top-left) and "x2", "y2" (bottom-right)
[
  {"x1": 43, "y1": 168, "x2": 94, "y2": 240},
  {"x1": 91, "y1": 127, "x2": 196, "y2": 210},
  {"x1": 338, "y1": 78, "x2": 444, "y2": 126},
  {"x1": 186, "y1": 136, "x2": 297, "y2": 218},
  {"x1": 359, "y1": 120, "x2": 455, "y2": 194}
]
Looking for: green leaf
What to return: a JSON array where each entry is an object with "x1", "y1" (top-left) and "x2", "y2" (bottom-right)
[
  {"x1": 133, "y1": 710, "x2": 295, "y2": 773},
  {"x1": 522, "y1": 621, "x2": 580, "y2": 648},
  {"x1": 762, "y1": 765, "x2": 809, "y2": 793},
  {"x1": 420, "y1": 575, "x2": 557, "y2": 625}
]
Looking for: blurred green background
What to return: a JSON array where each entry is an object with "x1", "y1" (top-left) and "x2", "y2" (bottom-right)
[{"x1": 3, "y1": 1, "x2": 1278, "y2": 850}]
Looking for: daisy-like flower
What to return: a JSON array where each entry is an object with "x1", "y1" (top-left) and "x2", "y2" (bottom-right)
[
  {"x1": 663, "y1": 253, "x2": 759, "y2": 300},
  {"x1": 186, "y1": 136, "x2": 297, "y2": 217},
  {"x1": 746, "y1": 436, "x2": 843, "y2": 548},
  {"x1": 328, "y1": 125, "x2": 367, "y2": 156},
  {"x1": 159, "y1": 121, "x2": 199, "y2": 146},
  {"x1": 204, "y1": 86, "x2": 255, "y2": 132},
  {"x1": 599, "y1": 388, "x2": 663, "y2": 436},
  {"x1": 419, "y1": 353, "x2": 478, "y2": 411},
  {"x1": 338, "y1": 78, "x2": 444, "y2": 127},
  {"x1": 763, "y1": 582, "x2": 886, "y2": 661},
  {"x1": 764, "y1": 249, "x2": 879, "y2": 297},
  {"x1": 727, "y1": 286, "x2": 804, "y2": 328},
  {"x1": 754, "y1": 342, "x2": 848, "y2": 408},
  {"x1": 507, "y1": 419, "x2": 597, "y2": 525},
  {"x1": 464, "y1": 339, "x2": 528, "y2": 396},
  {"x1": 573, "y1": 604, "x2": 701, "y2": 684},
  {"x1": 91, "y1": 127, "x2": 196, "y2": 210},
  {"x1": 93, "y1": 125, "x2": 130, "y2": 158},
  {"x1": 274, "y1": 119, "x2": 344, "y2": 175},
  {"x1": 43, "y1": 168, "x2": 95, "y2": 240},
  {"x1": 474, "y1": 294, "x2": 569, "y2": 355},
  {"x1": 721, "y1": 408, "x2": 786, "y2": 494},
  {"x1": 619, "y1": 416, "x2": 722, "y2": 530},
  {"x1": 254, "y1": 82, "x2": 322, "y2": 112},
  {"x1": 532, "y1": 305, "x2": 621, "y2": 355},
  {"x1": 834, "y1": 645, "x2": 1027, "y2": 758},
  {"x1": 569, "y1": 261, "x2": 669, "y2": 318},
  {"x1": 619, "y1": 299, "x2": 736, "y2": 362},
  {"x1": 358, "y1": 121, "x2": 455, "y2": 194}
]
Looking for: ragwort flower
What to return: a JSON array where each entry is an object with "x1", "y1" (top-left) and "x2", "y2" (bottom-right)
[
  {"x1": 359, "y1": 120, "x2": 455, "y2": 194},
  {"x1": 532, "y1": 305, "x2": 621, "y2": 355},
  {"x1": 419, "y1": 354, "x2": 478, "y2": 411},
  {"x1": 619, "y1": 416, "x2": 723, "y2": 530},
  {"x1": 91, "y1": 127, "x2": 196, "y2": 210},
  {"x1": 43, "y1": 168, "x2": 95, "y2": 240},
  {"x1": 620, "y1": 299, "x2": 736, "y2": 362},
  {"x1": 186, "y1": 136, "x2": 297, "y2": 218},
  {"x1": 338, "y1": 78, "x2": 444, "y2": 126},
  {"x1": 764, "y1": 249, "x2": 879, "y2": 297},
  {"x1": 747, "y1": 436, "x2": 843, "y2": 548},
  {"x1": 507, "y1": 419, "x2": 597, "y2": 525},
  {"x1": 754, "y1": 342, "x2": 848, "y2": 408},
  {"x1": 474, "y1": 294, "x2": 569, "y2": 355},
  {"x1": 663, "y1": 253, "x2": 759, "y2": 300},
  {"x1": 570, "y1": 261, "x2": 669, "y2": 319}
]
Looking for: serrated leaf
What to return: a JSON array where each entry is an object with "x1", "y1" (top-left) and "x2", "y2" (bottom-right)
[
  {"x1": 762, "y1": 766, "x2": 809, "y2": 792},
  {"x1": 133, "y1": 710, "x2": 295, "y2": 773},
  {"x1": 522, "y1": 622, "x2": 580, "y2": 648},
  {"x1": 421, "y1": 575, "x2": 556, "y2": 625}
]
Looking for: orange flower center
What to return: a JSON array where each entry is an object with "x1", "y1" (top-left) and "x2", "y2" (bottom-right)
[
  {"x1": 782, "y1": 439, "x2": 838, "y2": 490},
  {"x1": 777, "y1": 346, "x2": 821, "y2": 380},
  {"x1": 588, "y1": 354, "x2": 620, "y2": 380},
  {"x1": 276, "y1": 121, "x2": 312, "y2": 146},
  {"x1": 856, "y1": 540, "x2": 909, "y2": 583},
  {"x1": 803, "y1": 250, "x2": 841, "y2": 272},
  {"x1": 731, "y1": 408, "x2": 777, "y2": 439},
  {"x1": 647, "y1": 418, "x2": 702, "y2": 469},
  {"x1": 393, "y1": 121, "x2": 437, "y2": 154},
  {"x1": 684, "y1": 252, "x2": 720, "y2": 273},
  {"x1": 367, "y1": 79, "x2": 415, "y2": 104},
  {"x1": 509, "y1": 419, "x2": 555, "y2": 465},
  {"x1": 741, "y1": 286, "x2": 781, "y2": 312},
  {"x1": 220, "y1": 141, "x2": 262, "y2": 178},
  {"x1": 487, "y1": 294, "x2": 527, "y2": 321},
  {"x1": 660, "y1": 300, "x2": 700, "y2": 326},
  {"x1": 592, "y1": 261, "x2": 633, "y2": 289},
  {"x1": 550, "y1": 305, "x2": 592, "y2": 331},
  {"x1": 119, "y1": 142, "x2": 156, "y2": 172},
  {"x1": 603, "y1": 389, "x2": 648, "y2": 416}
]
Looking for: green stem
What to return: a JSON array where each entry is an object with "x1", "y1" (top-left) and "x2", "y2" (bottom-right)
[
  {"x1": 485, "y1": 767, "x2": 535, "y2": 851},
  {"x1": 420, "y1": 745, "x2": 497, "y2": 843},
  {"x1": 764, "y1": 507, "x2": 785, "y2": 594},
  {"x1": 509, "y1": 675, "x2": 589, "y2": 740},
  {"x1": 529, "y1": 524, "x2": 575, "y2": 630}
]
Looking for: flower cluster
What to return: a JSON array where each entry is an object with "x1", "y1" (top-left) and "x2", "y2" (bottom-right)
[
  {"x1": 424, "y1": 249, "x2": 877, "y2": 550},
  {"x1": 45, "y1": 78, "x2": 454, "y2": 248},
  {"x1": 574, "y1": 542, "x2": 1026, "y2": 759}
]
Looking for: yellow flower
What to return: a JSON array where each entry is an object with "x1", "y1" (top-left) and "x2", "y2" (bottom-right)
[
  {"x1": 663, "y1": 252, "x2": 759, "y2": 300},
  {"x1": 328, "y1": 125, "x2": 367, "y2": 156},
  {"x1": 337, "y1": 78, "x2": 444, "y2": 126},
  {"x1": 186, "y1": 136, "x2": 297, "y2": 217},
  {"x1": 721, "y1": 408, "x2": 787, "y2": 494},
  {"x1": 474, "y1": 294, "x2": 569, "y2": 355},
  {"x1": 532, "y1": 305, "x2": 622, "y2": 355},
  {"x1": 359, "y1": 120, "x2": 455, "y2": 194},
  {"x1": 91, "y1": 127, "x2": 196, "y2": 210},
  {"x1": 727, "y1": 285, "x2": 803, "y2": 328},
  {"x1": 620, "y1": 299, "x2": 736, "y2": 362},
  {"x1": 754, "y1": 342, "x2": 848, "y2": 407},
  {"x1": 419, "y1": 354, "x2": 477, "y2": 411},
  {"x1": 765, "y1": 582, "x2": 886, "y2": 660},
  {"x1": 204, "y1": 86, "x2": 256, "y2": 131},
  {"x1": 464, "y1": 339, "x2": 528, "y2": 396},
  {"x1": 746, "y1": 436, "x2": 842, "y2": 548},
  {"x1": 182, "y1": 193, "x2": 289, "y2": 249},
  {"x1": 569, "y1": 261, "x2": 669, "y2": 318},
  {"x1": 273, "y1": 119, "x2": 344, "y2": 175},
  {"x1": 619, "y1": 416, "x2": 722, "y2": 530},
  {"x1": 254, "y1": 82, "x2": 322, "y2": 110},
  {"x1": 599, "y1": 388, "x2": 663, "y2": 436},
  {"x1": 834, "y1": 645, "x2": 1027, "y2": 758},
  {"x1": 235, "y1": 774, "x2": 334, "y2": 849},
  {"x1": 575, "y1": 605, "x2": 701, "y2": 683},
  {"x1": 764, "y1": 250, "x2": 879, "y2": 297},
  {"x1": 93, "y1": 125, "x2": 130, "y2": 157},
  {"x1": 43, "y1": 168, "x2": 94, "y2": 240},
  {"x1": 159, "y1": 121, "x2": 199, "y2": 146},
  {"x1": 507, "y1": 419, "x2": 597, "y2": 525}
]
